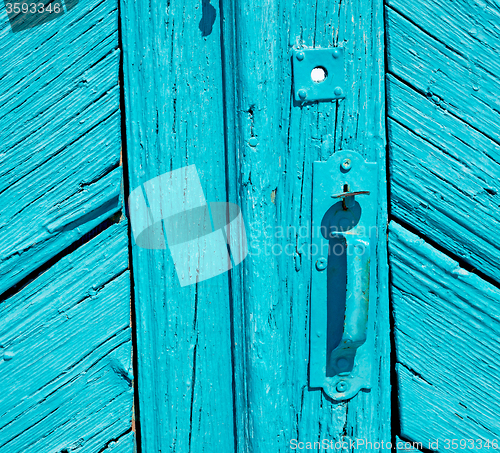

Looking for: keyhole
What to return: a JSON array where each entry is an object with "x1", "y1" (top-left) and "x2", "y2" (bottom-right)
[{"x1": 311, "y1": 66, "x2": 327, "y2": 83}]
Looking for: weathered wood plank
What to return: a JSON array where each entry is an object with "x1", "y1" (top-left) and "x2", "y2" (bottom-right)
[
  {"x1": 387, "y1": 75, "x2": 500, "y2": 282},
  {"x1": 221, "y1": 0, "x2": 390, "y2": 449},
  {"x1": 389, "y1": 221, "x2": 500, "y2": 444},
  {"x1": 386, "y1": 5, "x2": 500, "y2": 144},
  {"x1": 0, "y1": 221, "x2": 133, "y2": 452},
  {"x1": 0, "y1": 0, "x2": 122, "y2": 296},
  {"x1": 386, "y1": 0, "x2": 500, "y2": 79},
  {"x1": 120, "y1": 1, "x2": 235, "y2": 451},
  {"x1": 104, "y1": 432, "x2": 135, "y2": 452}
]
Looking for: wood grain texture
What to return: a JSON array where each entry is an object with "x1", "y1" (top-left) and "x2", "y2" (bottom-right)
[
  {"x1": 386, "y1": 0, "x2": 500, "y2": 283},
  {"x1": 0, "y1": 221, "x2": 133, "y2": 452},
  {"x1": 387, "y1": 74, "x2": 500, "y2": 282},
  {"x1": 386, "y1": 3, "x2": 500, "y2": 144},
  {"x1": 386, "y1": 0, "x2": 500, "y2": 447},
  {"x1": 120, "y1": 1, "x2": 235, "y2": 451},
  {"x1": 103, "y1": 432, "x2": 135, "y2": 452},
  {"x1": 386, "y1": 0, "x2": 500, "y2": 81},
  {"x1": 0, "y1": 0, "x2": 122, "y2": 296},
  {"x1": 389, "y1": 221, "x2": 500, "y2": 445},
  {"x1": 221, "y1": 0, "x2": 390, "y2": 449},
  {"x1": 122, "y1": 0, "x2": 389, "y2": 449}
]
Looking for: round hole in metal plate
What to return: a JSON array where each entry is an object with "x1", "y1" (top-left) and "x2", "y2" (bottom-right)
[{"x1": 311, "y1": 66, "x2": 327, "y2": 83}]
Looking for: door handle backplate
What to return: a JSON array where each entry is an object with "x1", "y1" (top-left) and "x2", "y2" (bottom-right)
[{"x1": 310, "y1": 151, "x2": 378, "y2": 401}]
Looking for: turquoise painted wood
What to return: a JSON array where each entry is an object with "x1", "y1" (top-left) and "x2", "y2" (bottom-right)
[
  {"x1": 386, "y1": 3, "x2": 500, "y2": 283},
  {"x1": 4, "y1": 0, "x2": 497, "y2": 448},
  {"x1": 122, "y1": 0, "x2": 390, "y2": 451},
  {"x1": 386, "y1": 0, "x2": 500, "y2": 448},
  {"x1": 390, "y1": 222, "x2": 500, "y2": 444},
  {"x1": 0, "y1": 222, "x2": 133, "y2": 452},
  {"x1": 120, "y1": 1, "x2": 236, "y2": 451},
  {"x1": 387, "y1": 74, "x2": 500, "y2": 282},
  {"x1": 0, "y1": 0, "x2": 123, "y2": 295},
  {"x1": 0, "y1": 0, "x2": 134, "y2": 451},
  {"x1": 220, "y1": 0, "x2": 390, "y2": 445}
]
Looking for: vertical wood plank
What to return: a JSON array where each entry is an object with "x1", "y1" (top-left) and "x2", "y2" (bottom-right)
[
  {"x1": 220, "y1": 0, "x2": 390, "y2": 449},
  {"x1": 120, "y1": 1, "x2": 235, "y2": 451}
]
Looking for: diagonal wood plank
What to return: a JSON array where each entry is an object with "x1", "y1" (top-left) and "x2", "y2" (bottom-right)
[
  {"x1": 0, "y1": 221, "x2": 133, "y2": 452},
  {"x1": 387, "y1": 75, "x2": 500, "y2": 282},
  {"x1": 386, "y1": 0, "x2": 500, "y2": 79},
  {"x1": 102, "y1": 432, "x2": 135, "y2": 452},
  {"x1": 0, "y1": 0, "x2": 122, "y2": 296},
  {"x1": 389, "y1": 221, "x2": 500, "y2": 445},
  {"x1": 386, "y1": 5, "x2": 500, "y2": 144}
]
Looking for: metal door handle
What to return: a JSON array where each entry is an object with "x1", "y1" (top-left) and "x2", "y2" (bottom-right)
[
  {"x1": 328, "y1": 236, "x2": 370, "y2": 375},
  {"x1": 310, "y1": 151, "x2": 377, "y2": 401}
]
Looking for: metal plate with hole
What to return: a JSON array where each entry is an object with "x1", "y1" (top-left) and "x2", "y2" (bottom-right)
[
  {"x1": 310, "y1": 150, "x2": 378, "y2": 401},
  {"x1": 292, "y1": 48, "x2": 345, "y2": 103}
]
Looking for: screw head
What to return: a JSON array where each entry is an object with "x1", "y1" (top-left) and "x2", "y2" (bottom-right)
[
  {"x1": 316, "y1": 258, "x2": 327, "y2": 271},
  {"x1": 332, "y1": 49, "x2": 341, "y2": 59},
  {"x1": 334, "y1": 86, "x2": 344, "y2": 96},
  {"x1": 337, "y1": 358, "x2": 350, "y2": 371},
  {"x1": 336, "y1": 381, "x2": 348, "y2": 392},
  {"x1": 296, "y1": 52, "x2": 305, "y2": 61},
  {"x1": 298, "y1": 89, "x2": 307, "y2": 100},
  {"x1": 341, "y1": 159, "x2": 351, "y2": 171},
  {"x1": 248, "y1": 137, "x2": 258, "y2": 147}
]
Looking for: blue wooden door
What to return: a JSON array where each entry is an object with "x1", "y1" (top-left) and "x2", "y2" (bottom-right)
[
  {"x1": 6, "y1": 0, "x2": 498, "y2": 450},
  {"x1": 121, "y1": 0, "x2": 390, "y2": 451},
  {"x1": 386, "y1": 0, "x2": 500, "y2": 449}
]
